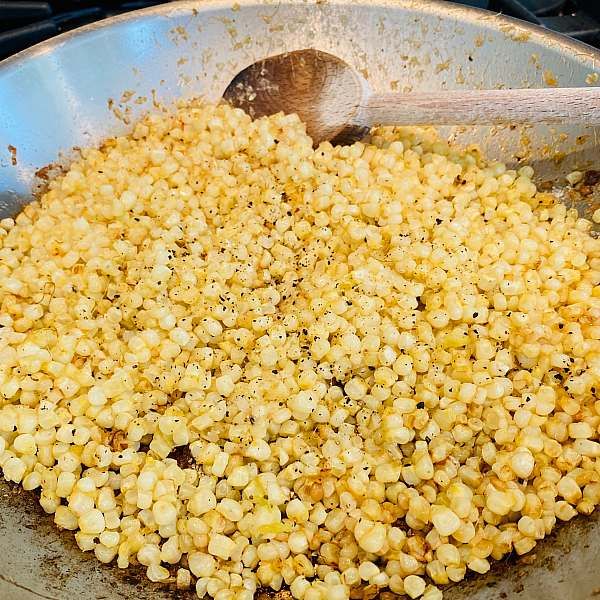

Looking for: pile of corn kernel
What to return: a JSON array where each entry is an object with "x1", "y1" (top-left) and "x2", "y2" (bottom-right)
[{"x1": 0, "y1": 102, "x2": 599, "y2": 600}]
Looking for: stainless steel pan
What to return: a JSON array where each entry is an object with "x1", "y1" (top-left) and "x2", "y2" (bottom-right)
[{"x1": 0, "y1": 1, "x2": 599, "y2": 598}]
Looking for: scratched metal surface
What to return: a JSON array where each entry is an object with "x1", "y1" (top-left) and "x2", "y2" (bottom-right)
[{"x1": 0, "y1": 1, "x2": 599, "y2": 599}]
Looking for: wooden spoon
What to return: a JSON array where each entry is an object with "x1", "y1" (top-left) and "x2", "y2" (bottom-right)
[{"x1": 223, "y1": 48, "x2": 600, "y2": 146}]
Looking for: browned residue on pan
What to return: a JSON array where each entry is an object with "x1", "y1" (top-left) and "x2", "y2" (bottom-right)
[
  {"x1": 7, "y1": 144, "x2": 17, "y2": 166},
  {"x1": 566, "y1": 170, "x2": 600, "y2": 221}
]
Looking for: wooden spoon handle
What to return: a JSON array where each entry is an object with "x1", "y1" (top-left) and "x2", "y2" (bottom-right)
[{"x1": 362, "y1": 87, "x2": 600, "y2": 126}]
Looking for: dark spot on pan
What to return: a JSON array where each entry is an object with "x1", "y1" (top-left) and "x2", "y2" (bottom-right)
[
  {"x1": 167, "y1": 445, "x2": 195, "y2": 469},
  {"x1": 583, "y1": 169, "x2": 600, "y2": 187},
  {"x1": 7, "y1": 145, "x2": 17, "y2": 166}
]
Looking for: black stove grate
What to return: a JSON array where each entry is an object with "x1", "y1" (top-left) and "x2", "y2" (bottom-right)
[
  {"x1": 0, "y1": 1, "x2": 165, "y2": 59},
  {"x1": 1, "y1": 0, "x2": 600, "y2": 61},
  {"x1": 489, "y1": 0, "x2": 600, "y2": 46}
]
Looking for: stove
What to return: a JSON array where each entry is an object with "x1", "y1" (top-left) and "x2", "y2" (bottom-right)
[
  {"x1": 489, "y1": 0, "x2": 600, "y2": 46},
  {"x1": 0, "y1": 0, "x2": 600, "y2": 61},
  {"x1": 0, "y1": 1, "x2": 165, "y2": 60}
]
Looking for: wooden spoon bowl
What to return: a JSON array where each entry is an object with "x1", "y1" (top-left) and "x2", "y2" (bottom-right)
[{"x1": 224, "y1": 48, "x2": 600, "y2": 146}]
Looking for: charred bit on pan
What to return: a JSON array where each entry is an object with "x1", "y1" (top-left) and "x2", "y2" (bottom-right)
[{"x1": 7, "y1": 145, "x2": 17, "y2": 166}]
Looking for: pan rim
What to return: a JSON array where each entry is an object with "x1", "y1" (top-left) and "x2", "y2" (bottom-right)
[{"x1": 0, "y1": 0, "x2": 599, "y2": 75}]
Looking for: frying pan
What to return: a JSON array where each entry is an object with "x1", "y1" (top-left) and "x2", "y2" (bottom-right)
[{"x1": 0, "y1": 1, "x2": 599, "y2": 598}]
